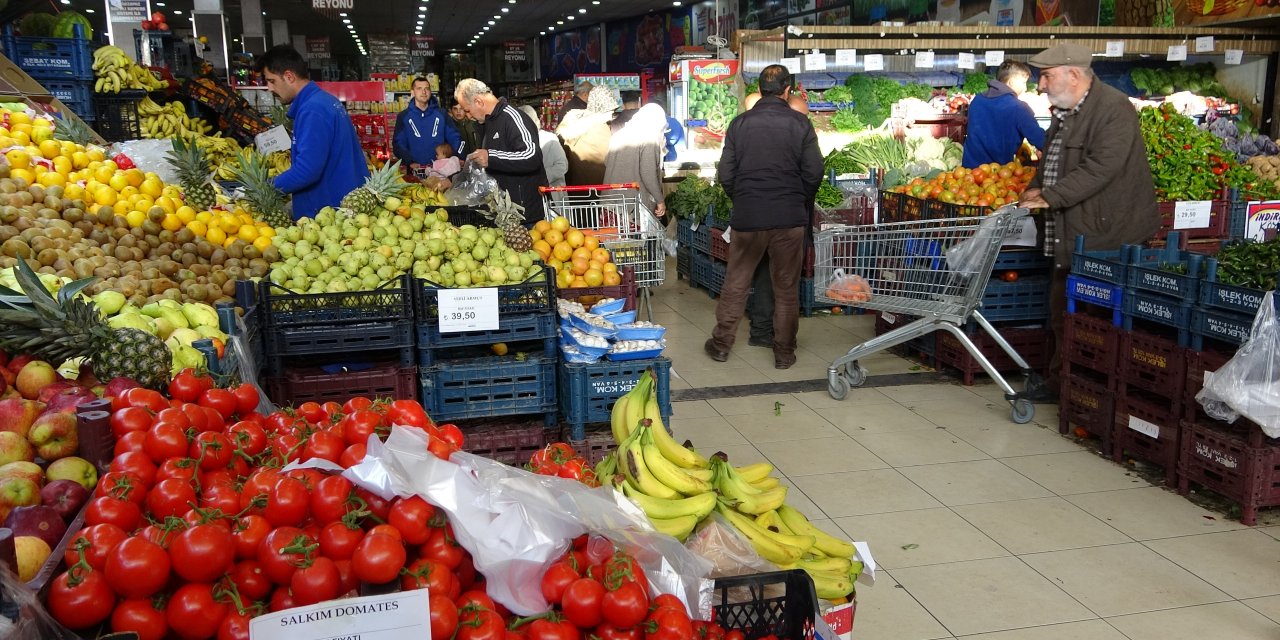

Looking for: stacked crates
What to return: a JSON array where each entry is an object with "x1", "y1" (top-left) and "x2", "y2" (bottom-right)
[{"x1": 2, "y1": 24, "x2": 94, "y2": 122}]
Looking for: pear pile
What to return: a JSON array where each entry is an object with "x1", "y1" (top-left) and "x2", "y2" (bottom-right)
[{"x1": 598, "y1": 371, "x2": 863, "y2": 600}]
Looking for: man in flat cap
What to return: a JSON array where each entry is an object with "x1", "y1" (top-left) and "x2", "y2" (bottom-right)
[{"x1": 1018, "y1": 43, "x2": 1159, "y2": 402}]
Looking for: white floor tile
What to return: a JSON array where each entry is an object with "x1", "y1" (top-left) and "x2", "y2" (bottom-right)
[
  {"x1": 793, "y1": 469, "x2": 944, "y2": 518},
  {"x1": 831, "y1": 508, "x2": 1009, "y2": 569},
  {"x1": 1105, "y1": 602, "x2": 1280, "y2": 640}
]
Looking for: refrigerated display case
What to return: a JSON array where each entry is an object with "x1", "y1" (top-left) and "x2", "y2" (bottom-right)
[
  {"x1": 667, "y1": 59, "x2": 739, "y2": 163},
  {"x1": 573, "y1": 72, "x2": 645, "y2": 108}
]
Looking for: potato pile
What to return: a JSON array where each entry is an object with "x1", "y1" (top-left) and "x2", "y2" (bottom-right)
[{"x1": 1246, "y1": 155, "x2": 1280, "y2": 191}]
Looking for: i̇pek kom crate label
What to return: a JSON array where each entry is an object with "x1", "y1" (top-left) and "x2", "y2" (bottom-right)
[
  {"x1": 249, "y1": 590, "x2": 430, "y2": 640},
  {"x1": 437, "y1": 287, "x2": 500, "y2": 332}
]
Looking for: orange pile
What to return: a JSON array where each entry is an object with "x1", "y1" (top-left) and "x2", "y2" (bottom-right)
[
  {"x1": 893, "y1": 160, "x2": 1037, "y2": 209},
  {"x1": 531, "y1": 218, "x2": 623, "y2": 289}
]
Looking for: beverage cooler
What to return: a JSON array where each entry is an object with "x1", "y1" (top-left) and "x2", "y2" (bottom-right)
[
  {"x1": 573, "y1": 73, "x2": 646, "y2": 108},
  {"x1": 667, "y1": 59, "x2": 739, "y2": 162}
]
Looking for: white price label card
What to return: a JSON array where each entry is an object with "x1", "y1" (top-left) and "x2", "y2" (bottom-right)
[
  {"x1": 721, "y1": 227, "x2": 731, "y2": 243},
  {"x1": 835, "y1": 48, "x2": 857, "y2": 66},
  {"x1": 780, "y1": 57, "x2": 802, "y2": 74},
  {"x1": 689, "y1": 218, "x2": 699, "y2": 232},
  {"x1": 1128, "y1": 415, "x2": 1161, "y2": 440},
  {"x1": 864, "y1": 54, "x2": 884, "y2": 71},
  {"x1": 437, "y1": 287, "x2": 499, "y2": 332},
  {"x1": 1167, "y1": 44, "x2": 1188, "y2": 61},
  {"x1": 984, "y1": 50, "x2": 1005, "y2": 66},
  {"x1": 1174, "y1": 200, "x2": 1212, "y2": 230},
  {"x1": 1105, "y1": 41, "x2": 1125, "y2": 57},
  {"x1": 804, "y1": 52, "x2": 827, "y2": 71},
  {"x1": 255, "y1": 125, "x2": 292, "y2": 154},
  {"x1": 957, "y1": 52, "x2": 975, "y2": 69},
  {"x1": 914, "y1": 50, "x2": 935, "y2": 68},
  {"x1": 249, "y1": 590, "x2": 429, "y2": 640},
  {"x1": 1225, "y1": 49, "x2": 1244, "y2": 65},
  {"x1": 385, "y1": 92, "x2": 396, "y2": 102},
  {"x1": 1195, "y1": 36, "x2": 1214, "y2": 52},
  {"x1": 1002, "y1": 217, "x2": 1039, "y2": 247}
]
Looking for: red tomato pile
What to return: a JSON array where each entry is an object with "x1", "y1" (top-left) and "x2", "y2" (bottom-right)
[
  {"x1": 892, "y1": 159, "x2": 1037, "y2": 209},
  {"x1": 527, "y1": 443, "x2": 601, "y2": 487},
  {"x1": 48, "y1": 369, "x2": 470, "y2": 639}
]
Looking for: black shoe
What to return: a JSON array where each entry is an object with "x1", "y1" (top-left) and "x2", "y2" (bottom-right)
[
  {"x1": 774, "y1": 355, "x2": 796, "y2": 370},
  {"x1": 704, "y1": 339, "x2": 729, "y2": 362},
  {"x1": 748, "y1": 337, "x2": 773, "y2": 348},
  {"x1": 1021, "y1": 377, "x2": 1060, "y2": 403}
]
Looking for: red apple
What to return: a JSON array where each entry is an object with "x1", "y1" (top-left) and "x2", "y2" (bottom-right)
[
  {"x1": 45, "y1": 386, "x2": 98, "y2": 413},
  {"x1": 40, "y1": 480, "x2": 90, "y2": 520},
  {"x1": 151, "y1": 10, "x2": 166, "y2": 23},
  {"x1": 15, "y1": 361, "x2": 56, "y2": 400},
  {"x1": 27, "y1": 411, "x2": 78, "y2": 461},
  {"x1": 0, "y1": 367, "x2": 15, "y2": 389},
  {"x1": 0, "y1": 399, "x2": 45, "y2": 438},
  {"x1": 3, "y1": 505, "x2": 65, "y2": 548},
  {"x1": 7, "y1": 354, "x2": 34, "y2": 375},
  {"x1": 0, "y1": 431, "x2": 34, "y2": 466},
  {"x1": 45, "y1": 456, "x2": 96, "y2": 490},
  {"x1": 36, "y1": 380, "x2": 76, "y2": 404},
  {"x1": 102, "y1": 377, "x2": 140, "y2": 400},
  {"x1": 141, "y1": 19, "x2": 154, "y2": 30},
  {"x1": 0, "y1": 476, "x2": 40, "y2": 521},
  {"x1": 0, "y1": 461, "x2": 44, "y2": 488}
]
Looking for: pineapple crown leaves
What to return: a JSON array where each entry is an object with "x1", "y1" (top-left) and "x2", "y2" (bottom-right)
[{"x1": 0, "y1": 261, "x2": 101, "y2": 357}]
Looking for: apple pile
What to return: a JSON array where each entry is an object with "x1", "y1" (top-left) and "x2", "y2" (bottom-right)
[{"x1": 141, "y1": 11, "x2": 169, "y2": 31}]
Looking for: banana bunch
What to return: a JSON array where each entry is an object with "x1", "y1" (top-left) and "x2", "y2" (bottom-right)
[
  {"x1": 404, "y1": 182, "x2": 450, "y2": 206},
  {"x1": 139, "y1": 98, "x2": 213, "y2": 139},
  {"x1": 195, "y1": 133, "x2": 244, "y2": 175},
  {"x1": 93, "y1": 46, "x2": 166, "y2": 93},
  {"x1": 599, "y1": 369, "x2": 863, "y2": 601},
  {"x1": 267, "y1": 150, "x2": 291, "y2": 177}
]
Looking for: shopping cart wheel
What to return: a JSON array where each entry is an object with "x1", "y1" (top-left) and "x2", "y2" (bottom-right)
[
  {"x1": 828, "y1": 373, "x2": 850, "y2": 401},
  {"x1": 1011, "y1": 398, "x2": 1035, "y2": 424}
]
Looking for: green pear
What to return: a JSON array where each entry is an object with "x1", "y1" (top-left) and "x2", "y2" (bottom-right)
[{"x1": 92, "y1": 291, "x2": 127, "y2": 315}]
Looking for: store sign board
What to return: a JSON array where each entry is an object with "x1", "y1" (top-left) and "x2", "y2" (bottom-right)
[
  {"x1": 780, "y1": 57, "x2": 802, "y2": 74},
  {"x1": 957, "y1": 52, "x2": 975, "y2": 69},
  {"x1": 311, "y1": 0, "x2": 354, "y2": 9},
  {"x1": 914, "y1": 50, "x2": 934, "y2": 68},
  {"x1": 1167, "y1": 44, "x2": 1188, "y2": 61},
  {"x1": 1194, "y1": 36, "x2": 1214, "y2": 52},
  {"x1": 108, "y1": 0, "x2": 149, "y2": 23},
  {"x1": 1245, "y1": 201, "x2": 1280, "y2": 241},
  {"x1": 304, "y1": 36, "x2": 330, "y2": 61},
  {"x1": 504, "y1": 40, "x2": 528, "y2": 62},
  {"x1": 437, "y1": 288, "x2": 499, "y2": 332},
  {"x1": 690, "y1": 59, "x2": 738, "y2": 82},
  {"x1": 984, "y1": 50, "x2": 1004, "y2": 66},
  {"x1": 248, "y1": 590, "x2": 429, "y2": 640},
  {"x1": 834, "y1": 49, "x2": 856, "y2": 66},
  {"x1": 863, "y1": 53, "x2": 884, "y2": 71},
  {"x1": 1105, "y1": 41, "x2": 1125, "y2": 57},
  {"x1": 804, "y1": 52, "x2": 827, "y2": 71},
  {"x1": 411, "y1": 36, "x2": 436, "y2": 56}
]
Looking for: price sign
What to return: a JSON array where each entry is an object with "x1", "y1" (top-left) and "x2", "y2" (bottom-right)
[
  {"x1": 1105, "y1": 41, "x2": 1125, "y2": 57},
  {"x1": 957, "y1": 52, "x2": 975, "y2": 69},
  {"x1": 1128, "y1": 416, "x2": 1161, "y2": 439},
  {"x1": 914, "y1": 50, "x2": 934, "y2": 68},
  {"x1": 1167, "y1": 44, "x2": 1188, "y2": 61},
  {"x1": 863, "y1": 54, "x2": 884, "y2": 71},
  {"x1": 804, "y1": 52, "x2": 827, "y2": 71},
  {"x1": 1195, "y1": 36, "x2": 1214, "y2": 52},
  {"x1": 1225, "y1": 49, "x2": 1244, "y2": 65},
  {"x1": 721, "y1": 227, "x2": 731, "y2": 244},
  {"x1": 1174, "y1": 200, "x2": 1212, "y2": 230},
  {"x1": 835, "y1": 49, "x2": 857, "y2": 66},
  {"x1": 780, "y1": 57, "x2": 802, "y2": 74},
  {"x1": 249, "y1": 590, "x2": 430, "y2": 640},
  {"x1": 255, "y1": 125, "x2": 292, "y2": 154},
  {"x1": 984, "y1": 50, "x2": 1004, "y2": 66},
  {"x1": 437, "y1": 287, "x2": 499, "y2": 332}
]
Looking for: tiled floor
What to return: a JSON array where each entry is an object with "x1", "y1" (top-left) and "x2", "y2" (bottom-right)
[{"x1": 646, "y1": 266, "x2": 1280, "y2": 640}]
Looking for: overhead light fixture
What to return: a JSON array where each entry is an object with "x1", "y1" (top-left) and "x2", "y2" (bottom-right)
[
  {"x1": 339, "y1": 12, "x2": 347, "y2": 15},
  {"x1": 172, "y1": 10, "x2": 182, "y2": 14},
  {"x1": 262, "y1": 11, "x2": 267, "y2": 15},
  {"x1": 417, "y1": 20, "x2": 424, "y2": 24},
  {"x1": 501, "y1": 7, "x2": 509, "y2": 11},
  {"x1": 567, "y1": 15, "x2": 574, "y2": 19},
  {"x1": 342, "y1": 18, "x2": 350, "y2": 23},
  {"x1": 155, "y1": 1, "x2": 165, "y2": 5},
  {"x1": 592, "y1": 0, "x2": 599, "y2": 4},
  {"x1": 488, "y1": 20, "x2": 495, "y2": 24},
  {"x1": 579, "y1": 8, "x2": 586, "y2": 12},
  {"x1": 85, "y1": 8, "x2": 94, "y2": 12},
  {"x1": 557, "y1": 19, "x2": 563, "y2": 24}
]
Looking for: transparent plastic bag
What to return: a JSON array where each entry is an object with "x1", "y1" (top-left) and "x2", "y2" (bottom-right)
[
  {"x1": 0, "y1": 561, "x2": 78, "y2": 640},
  {"x1": 110, "y1": 139, "x2": 181, "y2": 184},
  {"x1": 684, "y1": 512, "x2": 776, "y2": 578},
  {"x1": 1196, "y1": 291, "x2": 1280, "y2": 437},
  {"x1": 823, "y1": 270, "x2": 872, "y2": 304},
  {"x1": 445, "y1": 159, "x2": 501, "y2": 206}
]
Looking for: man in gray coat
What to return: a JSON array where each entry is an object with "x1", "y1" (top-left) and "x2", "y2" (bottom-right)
[{"x1": 1019, "y1": 43, "x2": 1160, "y2": 400}]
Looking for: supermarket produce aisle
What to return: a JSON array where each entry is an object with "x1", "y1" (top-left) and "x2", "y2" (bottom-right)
[{"x1": 646, "y1": 262, "x2": 1280, "y2": 640}]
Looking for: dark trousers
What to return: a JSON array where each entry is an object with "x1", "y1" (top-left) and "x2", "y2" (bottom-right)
[
  {"x1": 711, "y1": 226, "x2": 806, "y2": 358},
  {"x1": 749, "y1": 257, "x2": 775, "y2": 342},
  {"x1": 1046, "y1": 266, "x2": 1068, "y2": 385}
]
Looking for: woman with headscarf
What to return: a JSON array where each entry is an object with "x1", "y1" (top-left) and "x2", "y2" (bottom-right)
[
  {"x1": 557, "y1": 85, "x2": 618, "y2": 186},
  {"x1": 603, "y1": 102, "x2": 668, "y2": 221}
]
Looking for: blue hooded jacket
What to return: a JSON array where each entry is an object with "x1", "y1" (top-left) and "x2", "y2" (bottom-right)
[
  {"x1": 962, "y1": 79, "x2": 1046, "y2": 169},
  {"x1": 272, "y1": 82, "x2": 369, "y2": 219},
  {"x1": 392, "y1": 101, "x2": 463, "y2": 165}
]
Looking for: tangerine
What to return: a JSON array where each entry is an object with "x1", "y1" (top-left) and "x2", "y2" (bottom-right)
[
  {"x1": 571, "y1": 247, "x2": 592, "y2": 262},
  {"x1": 551, "y1": 217, "x2": 571, "y2": 233},
  {"x1": 583, "y1": 236, "x2": 600, "y2": 251},
  {"x1": 552, "y1": 242, "x2": 573, "y2": 262},
  {"x1": 591, "y1": 248, "x2": 611, "y2": 264},
  {"x1": 533, "y1": 219, "x2": 552, "y2": 235},
  {"x1": 603, "y1": 271, "x2": 622, "y2": 286},
  {"x1": 565, "y1": 229, "x2": 585, "y2": 248},
  {"x1": 571, "y1": 257, "x2": 590, "y2": 275},
  {"x1": 583, "y1": 268, "x2": 604, "y2": 286},
  {"x1": 543, "y1": 229, "x2": 563, "y2": 246}
]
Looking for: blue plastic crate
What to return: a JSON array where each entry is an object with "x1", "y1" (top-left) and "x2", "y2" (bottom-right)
[
  {"x1": 1190, "y1": 306, "x2": 1253, "y2": 350},
  {"x1": 1071, "y1": 236, "x2": 1169, "y2": 286},
  {"x1": 688, "y1": 220, "x2": 711, "y2": 255},
  {"x1": 979, "y1": 276, "x2": 1050, "y2": 323},
  {"x1": 1198, "y1": 259, "x2": 1272, "y2": 317},
  {"x1": 992, "y1": 249, "x2": 1051, "y2": 273},
  {"x1": 1229, "y1": 201, "x2": 1247, "y2": 239},
  {"x1": 1123, "y1": 233, "x2": 1203, "y2": 302},
  {"x1": 2, "y1": 25, "x2": 92, "y2": 81},
  {"x1": 418, "y1": 336, "x2": 556, "y2": 368},
  {"x1": 1066, "y1": 274, "x2": 1124, "y2": 326},
  {"x1": 706, "y1": 260, "x2": 727, "y2": 296},
  {"x1": 559, "y1": 357, "x2": 672, "y2": 440},
  {"x1": 691, "y1": 251, "x2": 714, "y2": 293},
  {"x1": 1123, "y1": 290, "x2": 1192, "y2": 346},
  {"x1": 40, "y1": 79, "x2": 92, "y2": 109},
  {"x1": 415, "y1": 312, "x2": 555, "y2": 350},
  {"x1": 801, "y1": 277, "x2": 815, "y2": 317},
  {"x1": 419, "y1": 354, "x2": 556, "y2": 423},
  {"x1": 677, "y1": 218, "x2": 695, "y2": 248},
  {"x1": 676, "y1": 247, "x2": 692, "y2": 279},
  {"x1": 415, "y1": 266, "x2": 555, "y2": 324}
]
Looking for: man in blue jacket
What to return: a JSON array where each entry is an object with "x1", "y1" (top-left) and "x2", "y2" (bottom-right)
[
  {"x1": 393, "y1": 77, "x2": 463, "y2": 168},
  {"x1": 257, "y1": 45, "x2": 368, "y2": 219},
  {"x1": 962, "y1": 60, "x2": 1045, "y2": 169}
]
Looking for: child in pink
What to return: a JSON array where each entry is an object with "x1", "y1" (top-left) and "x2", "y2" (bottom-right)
[{"x1": 430, "y1": 142, "x2": 462, "y2": 179}]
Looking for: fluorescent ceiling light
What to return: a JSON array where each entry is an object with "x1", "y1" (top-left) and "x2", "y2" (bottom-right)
[
  {"x1": 339, "y1": 12, "x2": 347, "y2": 16},
  {"x1": 567, "y1": 15, "x2": 574, "y2": 19},
  {"x1": 85, "y1": 8, "x2": 94, "y2": 12},
  {"x1": 579, "y1": 8, "x2": 586, "y2": 12},
  {"x1": 172, "y1": 10, "x2": 182, "y2": 14},
  {"x1": 488, "y1": 20, "x2": 495, "y2": 24},
  {"x1": 501, "y1": 7, "x2": 509, "y2": 12},
  {"x1": 557, "y1": 20, "x2": 563, "y2": 24},
  {"x1": 342, "y1": 18, "x2": 350, "y2": 23}
]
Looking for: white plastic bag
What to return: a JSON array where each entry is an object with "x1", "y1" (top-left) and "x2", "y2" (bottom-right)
[
  {"x1": 945, "y1": 206, "x2": 1026, "y2": 277},
  {"x1": 445, "y1": 159, "x2": 501, "y2": 206},
  {"x1": 1196, "y1": 291, "x2": 1280, "y2": 437}
]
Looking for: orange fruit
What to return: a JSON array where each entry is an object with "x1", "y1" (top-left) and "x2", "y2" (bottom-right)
[
  {"x1": 565, "y1": 229, "x2": 585, "y2": 248},
  {"x1": 552, "y1": 242, "x2": 573, "y2": 262},
  {"x1": 529, "y1": 229, "x2": 543, "y2": 243},
  {"x1": 602, "y1": 262, "x2": 618, "y2": 273},
  {"x1": 571, "y1": 247, "x2": 592, "y2": 262},
  {"x1": 603, "y1": 271, "x2": 622, "y2": 286},
  {"x1": 533, "y1": 219, "x2": 552, "y2": 235},
  {"x1": 551, "y1": 217, "x2": 570, "y2": 233},
  {"x1": 533, "y1": 240, "x2": 552, "y2": 259},
  {"x1": 571, "y1": 276, "x2": 588, "y2": 288},
  {"x1": 543, "y1": 229, "x2": 563, "y2": 246},
  {"x1": 591, "y1": 248, "x2": 611, "y2": 264},
  {"x1": 571, "y1": 257, "x2": 589, "y2": 276},
  {"x1": 583, "y1": 236, "x2": 600, "y2": 251},
  {"x1": 583, "y1": 268, "x2": 603, "y2": 287}
]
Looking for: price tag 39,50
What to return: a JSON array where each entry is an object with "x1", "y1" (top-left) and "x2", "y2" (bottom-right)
[{"x1": 437, "y1": 287, "x2": 500, "y2": 333}]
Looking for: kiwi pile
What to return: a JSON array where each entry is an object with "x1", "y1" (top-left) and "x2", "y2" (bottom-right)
[{"x1": 0, "y1": 173, "x2": 275, "y2": 307}]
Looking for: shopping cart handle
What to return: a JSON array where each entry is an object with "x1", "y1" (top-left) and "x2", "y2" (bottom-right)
[{"x1": 540, "y1": 184, "x2": 639, "y2": 193}]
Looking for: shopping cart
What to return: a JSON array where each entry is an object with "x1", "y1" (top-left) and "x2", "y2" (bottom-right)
[
  {"x1": 542, "y1": 184, "x2": 666, "y2": 319},
  {"x1": 813, "y1": 206, "x2": 1040, "y2": 423}
]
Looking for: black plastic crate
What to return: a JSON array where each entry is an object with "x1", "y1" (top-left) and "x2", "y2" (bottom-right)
[
  {"x1": 1190, "y1": 306, "x2": 1252, "y2": 351},
  {"x1": 92, "y1": 90, "x2": 146, "y2": 142},
  {"x1": 712, "y1": 571, "x2": 818, "y2": 640},
  {"x1": 238, "y1": 274, "x2": 414, "y2": 328},
  {"x1": 979, "y1": 276, "x2": 1050, "y2": 324},
  {"x1": 558, "y1": 357, "x2": 672, "y2": 441},
  {"x1": 266, "y1": 319, "x2": 415, "y2": 357},
  {"x1": 677, "y1": 246, "x2": 692, "y2": 280},
  {"x1": 415, "y1": 266, "x2": 555, "y2": 324}
]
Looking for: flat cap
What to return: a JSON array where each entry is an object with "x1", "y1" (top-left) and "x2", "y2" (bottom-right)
[{"x1": 1028, "y1": 43, "x2": 1094, "y2": 69}]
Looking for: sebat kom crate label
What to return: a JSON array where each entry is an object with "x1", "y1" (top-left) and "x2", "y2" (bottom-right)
[{"x1": 249, "y1": 590, "x2": 430, "y2": 640}]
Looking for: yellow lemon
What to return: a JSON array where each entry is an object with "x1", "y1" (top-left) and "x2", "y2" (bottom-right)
[
  {"x1": 108, "y1": 173, "x2": 129, "y2": 192},
  {"x1": 51, "y1": 156, "x2": 72, "y2": 175},
  {"x1": 133, "y1": 196, "x2": 154, "y2": 212},
  {"x1": 94, "y1": 187, "x2": 117, "y2": 207},
  {"x1": 139, "y1": 178, "x2": 162, "y2": 198},
  {"x1": 71, "y1": 151, "x2": 89, "y2": 169},
  {"x1": 253, "y1": 236, "x2": 273, "y2": 252},
  {"x1": 195, "y1": 210, "x2": 213, "y2": 224},
  {"x1": 223, "y1": 235, "x2": 237, "y2": 249},
  {"x1": 63, "y1": 183, "x2": 85, "y2": 201},
  {"x1": 93, "y1": 165, "x2": 114, "y2": 183},
  {"x1": 38, "y1": 172, "x2": 65, "y2": 188},
  {"x1": 103, "y1": 160, "x2": 118, "y2": 172},
  {"x1": 162, "y1": 213, "x2": 183, "y2": 232},
  {"x1": 37, "y1": 139, "x2": 61, "y2": 159},
  {"x1": 206, "y1": 226, "x2": 226, "y2": 245},
  {"x1": 237, "y1": 212, "x2": 255, "y2": 226},
  {"x1": 156, "y1": 196, "x2": 176, "y2": 213},
  {"x1": 186, "y1": 220, "x2": 208, "y2": 237},
  {"x1": 5, "y1": 149, "x2": 30, "y2": 170},
  {"x1": 8, "y1": 168, "x2": 33, "y2": 185},
  {"x1": 219, "y1": 214, "x2": 239, "y2": 234},
  {"x1": 124, "y1": 168, "x2": 144, "y2": 187},
  {"x1": 60, "y1": 141, "x2": 75, "y2": 157},
  {"x1": 0, "y1": 136, "x2": 12, "y2": 148},
  {"x1": 10, "y1": 130, "x2": 29, "y2": 146},
  {"x1": 87, "y1": 148, "x2": 104, "y2": 162},
  {"x1": 119, "y1": 186, "x2": 139, "y2": 199},
  {"x1": 161, "y1": 185, "x2": 182, "y2": 199},
  {"x1": 125, "y1": 209, "x2": 145, "y2": 228},
  {"x1": 29, "y1": 125, "x2": 53, "y2": 144},
  {"x1": 237, "y1": 225, "x2": 259, "y2": 242},
  {"x1": 175, "y1": 206, "x2": 196, "y2": 223},
  {"x1": 112, "y1": 201, "x2": 128, "y2": 216},
  {"x1": 10, "y1": 122, "x2": 31, "y2": 137},
  {"x1": 32, "y1": 165, "x2": 46, "y2": 177},
  {"x1": 257, "y1": 225, "x2": 276, "y2": 238},
  {"x1": 7, "y1": 111, "x2": 29, "y2": 126}
]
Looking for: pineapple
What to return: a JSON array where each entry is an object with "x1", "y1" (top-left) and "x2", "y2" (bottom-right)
[
  {"x1": 231, "y1": 149, "x2": 291, "y2": 229},
  {"x1": 53, "y1": 115, "x2": 96, "y2": 146},
  {"x1": 482, "y1": 190, "x2": 531, "y2": 251},
  {"x1": 168, "y1": 136, "x2": 217, "y2": 212},
  {"x1": 341, "y1": 160, "x2": 406, "y2": 216},
  {"x1": 0, "y1": 261, "x2": 172, "y2": 390}
]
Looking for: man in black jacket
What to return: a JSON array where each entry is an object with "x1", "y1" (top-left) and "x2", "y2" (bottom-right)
[
  {"x1": 705, "y1": 65, "x2": 824, "y2": 370},
  {"x1": 455, "y1": 78, "x2": 549, "y2": 221}
]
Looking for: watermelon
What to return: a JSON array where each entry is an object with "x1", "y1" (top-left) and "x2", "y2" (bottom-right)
[
  {"x1": 18, "y1": 12, "x2": 58, "y2": 37},
  {"x1": 52, "y1": 10, "x2": 92, "y2": 39}
]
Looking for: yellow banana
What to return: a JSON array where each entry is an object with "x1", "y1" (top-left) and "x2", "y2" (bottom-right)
[
  {"x1": 716, "y1": 502, "x2": 808, "y2": 565},
  {"x1": 777, "y1": 504, "x2": 855, "y2": 558},
  {"x1": 686, "y1": 467, "x2": 714, "y2": 482},
  {"x1": 750, "y1": 476, "x2": 781, "y2": 491},
  {"x1": 797, "y1": 555, "x2": 853, "y2": 574},
  {"x1": 714, "y1": 459, "x2": 787, "y2": 515},
  {"x1": 641, "y1": 427, "x2": 714, "y2": 496},
  {"x1": 735, "y1": 462, "x2": 775, "y2": 483},
  {"x1": 610, "y1": 373, "x2": 648, "y2": 444},
  {"x1": 649, "y1": 514, "x2": 699, "y2": 541},
  {"x1": 754, "y1": 509, "x2": 795, "y2": 535},
  {"x1": 646, "y1": 395, "x2": 708, "y2": 470},
  {"x1": 617, "y1": 480, "x2": 716, "y2": 521},
  {"x1": 620, "y1": 431, "x2": 681, "y2": 500},
  {"x1": 806, "y1": 569, "x2": 855, "y2": 600}
]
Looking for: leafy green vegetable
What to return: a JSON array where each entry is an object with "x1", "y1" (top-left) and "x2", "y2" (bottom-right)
[
  {"x1": 665, "y1": 176, "x2": 713, "y2": 220},
  {"x1": 815, "y1": 182, "x2": 846, "y2": 209},
  {"x1": 830, "y1": 108, "x2": 866, "y2": 133},
  {"x1": 823, "y1": 86, "x2": 854, "y2": 105},
  {"x1": 961, "y1": 72, "x2": 990, "y2": 95},
  {"x1": 824, "y1": 149, "x2": 861, "y2": 175},
  {"x1": 1130, "y1": 63, "x2": 1229, "y2": 98}
]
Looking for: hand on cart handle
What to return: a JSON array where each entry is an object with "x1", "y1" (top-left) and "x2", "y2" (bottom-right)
[
  {"x1": 1017, "y1": 188, "x2": 1048, "y2": 209},
  {"x1": 540, "y1": 183, "x2": 640, "y2": 193}
]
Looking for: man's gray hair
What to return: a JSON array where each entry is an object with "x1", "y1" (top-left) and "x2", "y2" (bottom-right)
[
  {"x1": 455, "y1": 78, "x2": 492, "y2": 104},
  {"x1": 518, "y1": 104, "x2": 540, "y2": 123}
]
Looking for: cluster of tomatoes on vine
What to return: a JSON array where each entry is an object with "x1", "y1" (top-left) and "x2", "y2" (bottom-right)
[{"x1": 527, "y1": 443, "x2": 601, "y2": 487}]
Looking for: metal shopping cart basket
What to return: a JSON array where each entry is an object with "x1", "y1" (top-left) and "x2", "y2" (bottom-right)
[
  {"x1": 542, "y1": 184, "x2": 666, "y2": 318},
  {"x1": 813, "y1": 206, "x2": 1041, "y2": 423}
]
